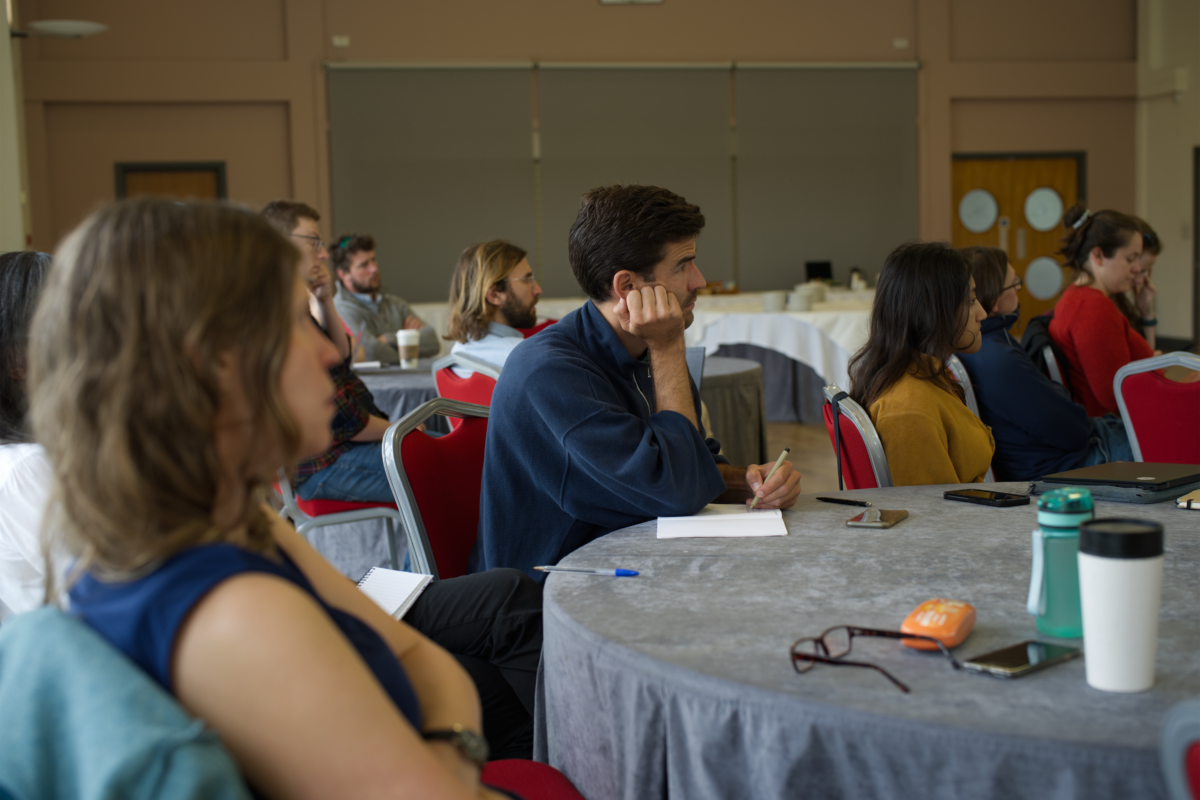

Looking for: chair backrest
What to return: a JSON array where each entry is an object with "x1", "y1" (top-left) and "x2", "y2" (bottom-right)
[
  {"x1": 275, "y1": 469, "x2": 309, "y2": 524},
  {"x1": 382, "y1": 398, "x2": 490, "y2": 580},
  {"x1": 821, "y1": 384, "x2": 893, "y2": 490},
  {"x1": 1043, "y1": 346, "x2": 1065, "y2": 387},
  {"x1": 432, "y1": 353, "x2": 501, "y2": 431},
  {"x1": 1160, "y1": 696, "x2": 1200, "y2": 800},
  {"x1": 1020, "y1": 313, "x2": 1072, "y2": 393},
  {"x1": 946, "y1": 355, "x2": 996, "y2": 482},
  {"x1": 1114, "y1": 353, "x2": 1200, "y2": 464},
  {"x1": 946, "y1": 355, "x2": 980, "y2": 418},
  {"x1": 0, "y1": 607, "x2": 251, "y2": 800},
  {"x1": 516, "y1": 319, "x2": 557, "y2": 338}
]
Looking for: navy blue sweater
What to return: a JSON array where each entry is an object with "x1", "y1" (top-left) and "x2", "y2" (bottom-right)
[
  {"x1": 472, "y1": 302, "x2": 729, "y2": 581},
  {"x1": 957, "y1": 313, "x2": 1091, "y2": 481}
]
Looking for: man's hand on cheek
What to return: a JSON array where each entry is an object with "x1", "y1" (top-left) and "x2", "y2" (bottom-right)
[
  {"x1": 620, "y1": 285, "x2": 684, "y2": 349},
  {"x1": 745, "y1": 460, "x2": 802, "y2": 510}
]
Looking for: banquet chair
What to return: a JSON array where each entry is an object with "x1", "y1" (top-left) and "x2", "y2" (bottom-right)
[
  {"x1": 947, "y1": 356, "x2": 996, "y2": 482},
  {"x1": 275, "y1": 470, "x2": 402, "y2": 570},
  {"x1": 382, "y1": 398, "x2": 489, "y2": 580},
  {"x1": 431, "y1": 353, "x2": 501, "y2": 431},
  {"x1": 516, "y1": 319, "x2": 557, "y2": 337},
  {"x1": 0, "y1": 607, "x2": 251, "y2": 800},
  {"x1": 481, "y1": 759, "x2": 585, "y2": 800},
  {"x1": 1161, "y1": 696, "x2": 1200, "y2": 800},
  {"x1": 822, "y1": 384, "x2": 893, "y2": 490},
  {"x1": 1114, "y1": 353, "x2": 1200, "y2": 463}
]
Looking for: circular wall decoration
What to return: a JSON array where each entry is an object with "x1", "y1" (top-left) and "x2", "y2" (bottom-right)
[
  {"x1": 958, "y1": 189, "x2": 999, "y2": 234},
  {"x1": 1024, "y1": 187, "x2": 1064, "y2": 232},
  {"x1": 1025, "y1": 257, "x2": 1064, "y2": 300}
]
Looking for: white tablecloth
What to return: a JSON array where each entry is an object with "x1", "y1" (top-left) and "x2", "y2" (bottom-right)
[{"x1": 410, "y1": 290, "x2": 872, "y2": 388}]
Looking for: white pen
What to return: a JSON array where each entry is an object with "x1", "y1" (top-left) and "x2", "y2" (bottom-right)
[
  {"x1": 749, "y1": 447, "x2": 791, "y2": 511},
  {"x1": 534, "y1": 566, "x2": 639, "y2": 577}
]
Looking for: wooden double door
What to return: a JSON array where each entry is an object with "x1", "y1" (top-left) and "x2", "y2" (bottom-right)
[{"x1": 951, "y1": 155, "x2": 1082, "y2": 340}]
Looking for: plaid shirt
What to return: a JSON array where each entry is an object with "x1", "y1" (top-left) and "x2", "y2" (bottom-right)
[{"x1": 295, "y1": 325, "x2": 387, "y2": 484}]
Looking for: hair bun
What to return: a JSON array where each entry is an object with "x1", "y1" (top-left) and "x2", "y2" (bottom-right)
[{"x1": 1063, "y1": 203, "x2": 1088, "y2": 229}]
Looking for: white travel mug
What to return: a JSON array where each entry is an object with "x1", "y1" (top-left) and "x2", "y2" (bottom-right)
[
  {"x1": 397, "y1": 329, "x2": 422, "y2": 368},
  {"x1": 1077, "y1": 519, "x2": 1164, "y2": 693}
]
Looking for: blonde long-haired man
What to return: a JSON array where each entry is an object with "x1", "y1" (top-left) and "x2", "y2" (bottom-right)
[{"x1": 445, "y1": 241, "x2": 542, "y2": 377}]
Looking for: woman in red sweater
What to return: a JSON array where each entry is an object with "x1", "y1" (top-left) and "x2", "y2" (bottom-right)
[{"x1": 1049, "y1": 205, "x2": 1155, "y2": 416}]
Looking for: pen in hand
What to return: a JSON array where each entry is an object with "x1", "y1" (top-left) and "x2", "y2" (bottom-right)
[{"x1": 749, "y1": 447, "x2": 791, "y2": 511}]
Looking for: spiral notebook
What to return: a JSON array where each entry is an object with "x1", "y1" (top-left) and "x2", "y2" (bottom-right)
[{"x1": 356, "y1": 567, "x2": 433, "y2": 621}]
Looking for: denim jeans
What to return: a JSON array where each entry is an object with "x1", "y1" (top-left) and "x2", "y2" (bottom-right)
[
  {"x1": 1082, "y1": 413, "x2": 1135, "y2": 466},
  {"x1": 295, "y1": 441, "x2": 394, "y2": 503}
]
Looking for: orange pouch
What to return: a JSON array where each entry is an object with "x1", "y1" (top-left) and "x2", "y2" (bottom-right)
[{"x1": 900, "y1": 599, "x2": 976, "y2": 650}]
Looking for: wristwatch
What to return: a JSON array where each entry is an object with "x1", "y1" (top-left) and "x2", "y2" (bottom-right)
[{"x1": 423, "y1": 723, "x2": 489, "y2": 767}]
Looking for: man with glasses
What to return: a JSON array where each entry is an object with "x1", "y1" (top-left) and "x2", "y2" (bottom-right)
[
  {"x1": 331, "y1": 234, "x2": 439, "y2": 363},
  {"x1": 445, "y1": 240, "x2": 543, "y2": 378},
  {"x1": 957, "y1": 246, "x2": 1132, "y2": 481}
]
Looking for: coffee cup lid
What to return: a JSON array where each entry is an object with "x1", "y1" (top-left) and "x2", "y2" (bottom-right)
[{"x1": 1079, "y1": 518, "x2": 1163, "y2": 559}]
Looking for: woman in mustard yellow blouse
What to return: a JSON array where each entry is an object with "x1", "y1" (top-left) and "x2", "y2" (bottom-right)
[{"x1": 848, "y1": 242, "x2": 994, "y2": 485}]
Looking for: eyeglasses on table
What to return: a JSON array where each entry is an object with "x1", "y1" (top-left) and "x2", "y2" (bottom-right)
[{"x1": 790, "y1": 625, "x2": 961, "y2": 694}]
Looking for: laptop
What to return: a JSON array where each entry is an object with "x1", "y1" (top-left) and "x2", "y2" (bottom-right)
[{"x1": 1040, "y1": 462, "x2": 1200, "y2": 493}]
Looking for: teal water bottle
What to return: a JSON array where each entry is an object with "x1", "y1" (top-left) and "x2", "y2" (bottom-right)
[{"x1": 1026, "y1": 487, "x2": 1093, "y2": 637}]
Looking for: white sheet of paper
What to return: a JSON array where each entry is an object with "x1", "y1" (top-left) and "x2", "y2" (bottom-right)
[{"x1": 656, "y1": 504, "x2": 788, "y2": 539}]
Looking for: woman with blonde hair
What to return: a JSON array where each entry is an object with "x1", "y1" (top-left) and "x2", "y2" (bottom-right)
[
  {"x1": 30, "y1": 198, "x2": 519, "y2": 799},
  {"x1": 446, "y1": 240, "x2": 541, "y2": 378}
]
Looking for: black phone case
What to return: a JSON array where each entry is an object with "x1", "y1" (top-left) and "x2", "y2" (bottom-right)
[{"x1": 943, "y1": 491, "x2": 1030, "y2": 508}]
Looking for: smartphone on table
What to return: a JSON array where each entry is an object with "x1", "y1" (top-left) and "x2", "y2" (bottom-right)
[
  {"x1": 962, "y1": 641, "x2": 1080, "y2": 678},
  {"x1": 846, "y1": 508, "x2": 908, "y2": 529},
  {"x1": 944, "y1": 489, "x2": 1030, "y2": 507}
]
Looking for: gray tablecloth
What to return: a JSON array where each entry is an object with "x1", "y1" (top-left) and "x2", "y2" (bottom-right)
[
  {"x1": 535, "y1": 484, "x2": 1199, "y2": 799},
  {"x1": 715, "y1": 343, "x2": 828, "y2": 425},
  {"x1": 699, "y1": 356, "x2": 767, "y2": 468}
]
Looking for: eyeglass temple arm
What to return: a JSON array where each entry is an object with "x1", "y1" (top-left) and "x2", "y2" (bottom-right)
[
  {"x1": 844, "y1": 627, "x2": 962, "y2": 670},
  {"x1": 794, "y1": 652, "x2": 912, "y2": 694}
]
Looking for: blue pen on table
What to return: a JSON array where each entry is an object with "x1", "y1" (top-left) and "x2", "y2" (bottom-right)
[{"x1": 534, "y1": 566, "x2": 639, "y2": 577}]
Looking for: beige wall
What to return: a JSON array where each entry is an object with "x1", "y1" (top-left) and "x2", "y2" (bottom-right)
[
  {"x1": 1136, "y1": 0, "x2": 1198, "y2": 340},
  {"x1": 40, "y1": 102, "x2": 291, "y2": 246},
  {"x1": 16, "y1": 0, "x2": 1174, "y2": 326}
]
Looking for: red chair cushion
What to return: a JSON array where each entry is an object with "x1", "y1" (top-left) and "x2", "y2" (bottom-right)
[
  {"x1": 1187, "y1": 740, "x2": 1200, "y2": 800},
  {"x1": 517, "y1": 319, "x2": 557, "y2": 338},
  {"x1": 822, "y1": 402, "x2": 880, "y2": 490},
  {"x1": 435, "y1": 368, "x2": 498, "y2": 431},
  {"x1": 481, "y1": 759, "x2": 585, "y2": 800},
  {"x1": 1121, "y1": 370, "x2": 1200, "y2": 463},
  {"x1": 399, "y1": 416, "x2": 488, "y2": 579},
  {"x1": 296, "y1": 497, "x2": 397, "y2": 516}
]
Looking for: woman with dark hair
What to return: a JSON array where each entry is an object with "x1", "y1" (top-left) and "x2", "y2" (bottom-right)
[
  {"x1": 1051, "y1": 204, "x2": 1158, "y2": 416},
  {"x1": 1108, "y1": 216, "x2": 1161, "y2": 350},
  {"x1": 848, "y1": 242, "x2": 993, "y2": 485},
  {"x1": 0, "y1": 251, "x2": 59, "y2": 622},
  {"x1": 31, "y1": 199, "x2": 516, "y2": 798},
  {"x1": 956, "y1": 247, "x2": 1132, "y2": 480}
]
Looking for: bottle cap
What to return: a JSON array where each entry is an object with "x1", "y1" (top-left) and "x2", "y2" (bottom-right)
[
  {"x1": 1037, "y1": 487, "x2": 1094, "y2": 528},
  {"x1": 1079, "y1": 518, "x2": 1163, "y2": 559}
]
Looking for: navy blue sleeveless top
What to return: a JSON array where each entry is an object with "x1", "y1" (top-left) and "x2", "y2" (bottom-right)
[{"x1": 69, "y1": 543, "x2": 422, "y2": 729}]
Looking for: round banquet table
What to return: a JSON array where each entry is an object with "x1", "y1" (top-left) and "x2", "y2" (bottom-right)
[
  {"x1": 697, "y1": 356, "x2": 767, "y2": 468},
  {"x1": 533, "y1": 483, "x2": 1198, "y2": 800},
  {"x1": 355, "y1": 359, "x2": 449, "y2": 434}
]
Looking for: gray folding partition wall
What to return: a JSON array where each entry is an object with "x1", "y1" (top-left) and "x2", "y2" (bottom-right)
[{"x1": 327, "y1": 64, "x2": 917, "y2": 303}]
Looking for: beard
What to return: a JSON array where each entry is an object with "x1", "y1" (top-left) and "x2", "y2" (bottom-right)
[
  {"x1": 347, "y1": 273, "x2": 380, "y2": 294},
  {"x1": 501, "y1": 293, "x2": 538, "y2": 329}
]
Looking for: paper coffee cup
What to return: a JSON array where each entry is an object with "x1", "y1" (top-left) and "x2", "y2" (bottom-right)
[
  {"x1": 397, "y1": 329, "x2": 421, "y2": 368},
  {"x1": 762, "y1": 291, "x2": 787, "y2": 313},
  {"x1": 1077, "y1": 518, "x2": 1164, "y2": 693},
  {"x1": 787, "y1": 290, "x2": 813, "y2": 312}
]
